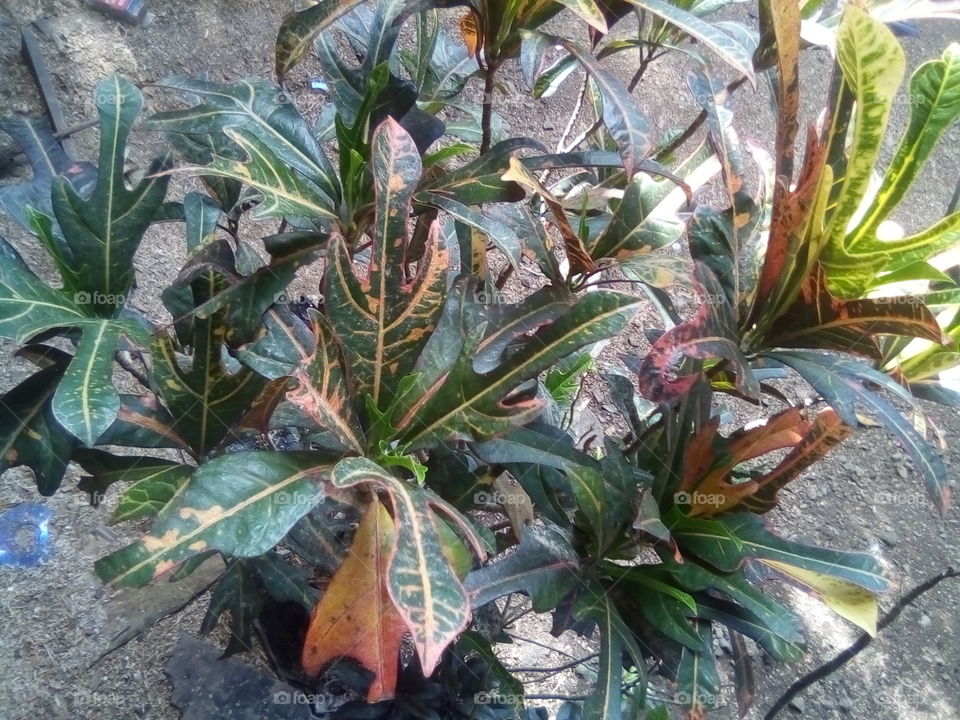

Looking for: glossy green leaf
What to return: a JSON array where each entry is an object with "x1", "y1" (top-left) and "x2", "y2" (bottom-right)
[
  {"x1": 768, "y1": 350, "x2": 949, "y2": 510},
  {"x1": 675, "y1": 620, "x2": 719, "y2": 716},
  {"x1": 51, "y1": 321, "x2": 122, "y2": 446},
  {"x1": 276, "y1": 0, "x2": 367, "y2": 79},
  {"x1": 0, "y1": 362, "x2": 76, "y2": 495},
  {"x1": 671, "y1": 512, "x2": 890, "y2": 591},
  {"x1": 52, "y1": 75, "x2": 171, "y2": 316},
  {"x1": 395, "y1": 282, "x2": 640, "y2": 448},
  {"x1": 74, "y1": 449, "x2": 193, "y2": 523},
  {"x1": 626, "y1": 0, "x2": 755, "y2": 81},
  {"x1": 149, "y1": 77, "x2": 339, "y2": 204},
  {"x1": 96, "y1": 451, "x2": 334, "y2": 587},
  {"x1": 0, "y1": 237, "x2": 88, "y2": 342},
  {"x1": 576, "y1": 585, "x2": 647, "y2": 720},
  {"x1": 531, "y1": 32, "x2": 653, "y2": 178},
  {"x1": 421, "y1": 193, "x2": 523, "y2": 270},
  {"x1": 152, "y1": 321, "x2": 266, "y2": 457},
  {"x1": 853, "y1": 46, "x2": 960, "y2": 241},
  {"x1": 587, "y1": 172, "x2": 684, "y2": 260},
  {"x1": 464, "y1": 523, "x2": 580, "y2": 612}
]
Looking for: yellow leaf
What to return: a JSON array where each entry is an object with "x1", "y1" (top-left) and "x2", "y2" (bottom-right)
[{"x1": 762, "y1": 559, "x2": 879, "y2": 636}]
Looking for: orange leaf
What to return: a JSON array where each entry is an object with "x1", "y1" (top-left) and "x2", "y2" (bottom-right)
[
  {"x1": 301, "y1": 498, "x2": 406, "y2": 701},
  {"x1": 460, "y1": 10, "x2": 480, "y2": 56}
]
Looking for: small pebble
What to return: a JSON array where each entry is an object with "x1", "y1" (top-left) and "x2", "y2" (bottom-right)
[
  {"x1": 838, "y1": 694, "x2": 854, "y2": 713},
  {"x1": 878, "y1": 528, "x2": 899, "y2": 546},
  {"x1": 918, "y1": 614, "x2": 932, "y2": 628},
  {"x1": 788, "y1": 697, "x2": 805, "y2": 713}
]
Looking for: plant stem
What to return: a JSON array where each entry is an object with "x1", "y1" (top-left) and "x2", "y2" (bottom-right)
[
  {"x1": 653, "y1": 75, "x2": 749, "y2": 162},
  {"x1": 481, "y1": 62, "x2": 498, "y2": 154},
  {"x1": 507, "y1": 653, "x2": 599, "y2": 674}
]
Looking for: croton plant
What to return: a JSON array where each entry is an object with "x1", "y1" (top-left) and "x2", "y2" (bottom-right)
[{"x1": 1, "y1": 0, "x2": 959, "y2": 717}]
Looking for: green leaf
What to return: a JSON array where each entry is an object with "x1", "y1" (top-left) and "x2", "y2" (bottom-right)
[
  {"x1": 624, "y1": 0, "x2": 755, "y2": 81},
  {"x1": 554, "y1": 0, "x2": 609, "y2": 32},
  {"x1": 671, "y1": 513, "x2": 890, "y2": 592},
  {"x1": 575, "y1": 586, "x2": 647, "y2": 720},
  {"x1": 51, "y1": 321, "x2": 121, "y2": 446},
  {"x1": 464, "y1": 523, "x2": 580, "y2": 612},
  {"x1": 695, "y1": 595, "x2": 805, "y2": 662},
  {"x1": 853, "y1": 46, "x2": 960, "y2": 238},
  {"x1": 0, "y1": 361, "x2": 76, "y2": 495},
  {"x1": 96, "y1": 451, "x2": 334, "y2": 587},
  {"x1": 74, "y1": 449, "x2": 193, "y2": 523},
  {"x1": 152, "y1": 326, "x2": 266, "y2": 457},
  {"x1": 176, "y1": 127, "x2": 337, "y2": 221},
  {"x1": 276, "y1": 0, "x2": 367, "y2": 80},
  {"x1": 586, "y1": 172, "x2": 684, "y2": 260},
  {"x1": 395, "y1": 283, "x2": 640, "y2": 448},
  {"x1": 183, "y1": 192, "x2": 221, "y2": 254},
  {"x1": 325, "y1": 117, "x2": 449, "y2": 411},
  {"x1": 664, "y1": 559, "x2": 805, "y2": 654},
  {"x1": 237, "y1": 305, "x2": 314, "y2": 380},
  {"x1": 149, "y1": 77, "x2": 339, "y2": 205},
  {"x1": 421, "y1": 193, "x2": 523, "y2": 270},
  {"x1": 420, "y1": 137, "x2": 536, "y2": 207},
  {"x1": 531, "y1": 32, "x2": 653, "y2": 178},
  {"x1": 330, "y1": 457, "x2": 482, "y2": 675},
  {"x1": 0, "y1": 237, "x2": 89, "y2": 342},
  {"x1": 0, "y1": 117, "x2": 96, "y2": 233},
  {"x1": 52, "y1": 75, "x2": 171, "y2": 316},
  {"x1": 818, "y1": 7, "x2": 907, "y2": 294},
  {"x1": 675, "y1": 620, "x2": 719, "y2": 716},
  {"x1": 767, "y1": 350, "x2": 950, "y2": 512}
]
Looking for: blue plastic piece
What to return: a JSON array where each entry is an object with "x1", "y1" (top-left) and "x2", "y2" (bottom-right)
[{"x1": 0, "y1": 503, "x2": 54, "y2": 567}]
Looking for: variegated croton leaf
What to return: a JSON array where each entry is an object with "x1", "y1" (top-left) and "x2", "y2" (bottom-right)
[
  {"x1": 392, "y1": 276, "x2": 641, "y2": 449},
  {"x1": 330, "y1": 457, "x2": 485, "y2": 676},
  {"x1": 96, "y1": 451, "x2": 334, "y2": 587},
  {"x1": 324, "y1": 116, "x2": 449, "y2": 414}
]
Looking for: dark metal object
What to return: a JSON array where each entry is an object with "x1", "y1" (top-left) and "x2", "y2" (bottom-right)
[{"x1": 19, "y1": 25, "x2": 75, "y2": 156}]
